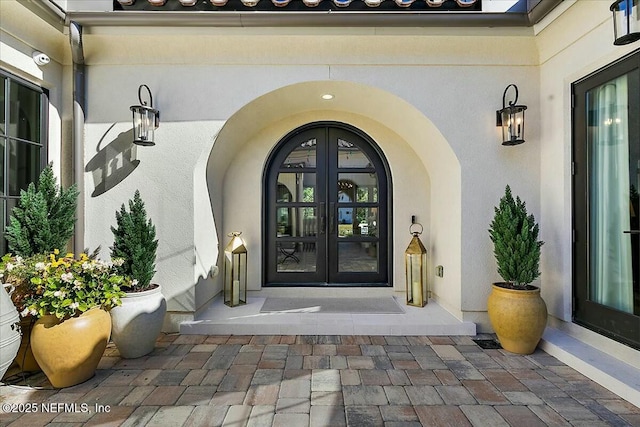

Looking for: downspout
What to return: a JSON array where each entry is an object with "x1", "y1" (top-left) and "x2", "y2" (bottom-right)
[{"x1": 69, "y1": 21, "x2": 85, "y2": 253}]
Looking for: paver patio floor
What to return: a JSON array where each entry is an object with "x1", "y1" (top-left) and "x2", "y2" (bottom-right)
[{"x1": 1, "y1": 334, "x2": 639, "y2": 426}]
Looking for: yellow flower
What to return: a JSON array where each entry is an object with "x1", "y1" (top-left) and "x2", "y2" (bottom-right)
[
  {"x1": 53, "y1": 249, "x2": 60, "y2": 255},
  {"x1": 66, "y1": 253, "x2": 74, "y2": 258}
]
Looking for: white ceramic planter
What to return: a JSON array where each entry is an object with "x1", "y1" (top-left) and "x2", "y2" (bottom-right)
[
  {"x1": 1, "y1": 284, "x2": 21, "y2": 380},
  {"x1": 110, "y1": 285, "x2": 166, "y2": 359}
]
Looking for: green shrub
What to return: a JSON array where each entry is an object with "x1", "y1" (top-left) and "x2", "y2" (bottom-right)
[
  {"x1": 488, "y1": 185, "x2": 544, "y2": 288},
  {"x1": 110, "y1": 190, "x2": 157, "y2": 291},
  {"x1": 6, "y1": 164, "x2": 78, "y2": 256}
]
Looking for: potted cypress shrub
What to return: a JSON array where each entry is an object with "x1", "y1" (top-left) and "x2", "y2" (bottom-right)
[
  {"x1": 5, "y1": 163, "x2": 78, "y2": 373},
  {"x1": 487, "y1": 185, "x2": 547, "y2": 354},
  {"x1": 109, "y1": 190, "x2": 166, "y2": 358}
]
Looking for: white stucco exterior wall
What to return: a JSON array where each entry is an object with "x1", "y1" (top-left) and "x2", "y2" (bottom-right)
[{"x1": 73, "y1": 28, "x2": 542, "y2": 330}]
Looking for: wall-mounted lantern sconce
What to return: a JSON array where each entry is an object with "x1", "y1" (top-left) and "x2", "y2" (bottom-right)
[
  {"x1": 130, "y1": 84, "x2": 159, "y2": 146},
  {"x1": 611, "y1": 0, "x2": 640, "y2": 45},
  {"x1": 496, "y1": 84, "x2": 527, "y2": 146}
]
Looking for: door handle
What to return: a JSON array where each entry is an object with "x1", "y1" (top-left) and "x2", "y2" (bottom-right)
[
  {"x1": 623, "y1": 230, "x2": 640, "y2": 234},
  {"x1": 319, "y1": 203, "x2": 326, "y2": 234},
  {"x1": 330, "y1": 203, "x2": 336, "y2": 235}
]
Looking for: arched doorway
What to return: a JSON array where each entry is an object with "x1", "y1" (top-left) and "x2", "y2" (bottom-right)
[{"x1": 263, "y1": 122, "x2": 392, "y2": 286}]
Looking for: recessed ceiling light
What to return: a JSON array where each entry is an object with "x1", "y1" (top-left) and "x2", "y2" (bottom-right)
[{"x1": 321, "y1": 94, "x2": 334, "y2": 100}]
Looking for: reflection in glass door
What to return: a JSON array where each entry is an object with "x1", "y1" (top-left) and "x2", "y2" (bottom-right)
[
  {"x1": 573, "y1": 51, "x2": 640, "y2": 349},
  {"x1": 264, "y1": 123, "x2": 390, "y2": 286}
]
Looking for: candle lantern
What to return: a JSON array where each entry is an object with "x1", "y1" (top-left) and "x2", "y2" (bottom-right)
[
  {"x1": 496, "y1": 84, "x2": 527, "y2": 146},
  {"x1": 224, "y1": 231, "x2": 247, "y2": 307},
  {"x1": 405, "y1": 222, "x2": 427, "y2": 307}
]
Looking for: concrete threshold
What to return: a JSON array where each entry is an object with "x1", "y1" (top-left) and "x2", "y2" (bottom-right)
[
  {"x1": 180, "y1": 289, "x2": 476, "y2": 336},
  {"x1": 540, "y1": 326, "x2": 640, "y2": 408}
]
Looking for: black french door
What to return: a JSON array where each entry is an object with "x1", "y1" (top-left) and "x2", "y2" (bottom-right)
[
  {"x1": 264, "y1": 123, "x2": 390, "y2": 286},
  {"x1": 573, "y1": 50, "x2": 640, "y2": 349}
]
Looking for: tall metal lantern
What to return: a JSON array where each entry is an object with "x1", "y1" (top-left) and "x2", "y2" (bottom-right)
[
  {"x1": 405, "y1": 222, "x2": 427, "y2": 307},
  {"x1": 130, "y1": 84, "x2": 159, "y2": 146},
  {"x1": 496, "y1": 84, "x2": 527, "y2": 146},
  {"x1": 611, "y1": 0, "x2": 640, "y2": 45},
  {"x1": 224, "y1": 231, "x2": 247, "y2": 307}
]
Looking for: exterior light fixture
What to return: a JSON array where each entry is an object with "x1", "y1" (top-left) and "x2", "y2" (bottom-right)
[
  {"x1": 496, "y1": 84, "x2": 527, "y2": 146},
  {"x1": 321, "y1": 94, "x2": 334, "y2": 100},
  {"x1": 130, "y1": 84, "x2": 159, "y2": 146},
  {"x1": 611, "y1": 0, "x2": 640, "y2": 45},
  {"x1": 405, "y1": 221, "x2": 427, "y2": 307},
  {"x1": 224, "y1": 232, "x2": 247, "y2": 307}
]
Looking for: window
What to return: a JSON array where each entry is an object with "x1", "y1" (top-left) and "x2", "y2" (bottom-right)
[{"x1": 0, "y1": 71, "x2": 48, "y2": 254}]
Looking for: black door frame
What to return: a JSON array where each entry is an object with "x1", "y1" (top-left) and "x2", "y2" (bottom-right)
[
  {"x1": 262, "y1": 121, "x2": 393, "y2": 287},
  {"x1": 572, "y1": 49, "x2": 640, "y2": 349}
]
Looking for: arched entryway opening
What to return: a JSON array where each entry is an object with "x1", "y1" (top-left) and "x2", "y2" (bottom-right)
[
  {"x1": 205, "y1": 80, "x2": 461, "y2": 316},
  {"x1": 263, "y1": 122, "x2": 392, "y2": 286}
]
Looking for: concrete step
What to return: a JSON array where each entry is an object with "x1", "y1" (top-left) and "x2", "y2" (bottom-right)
[
  {"x1": 540, "y1": 327, "x2": 640, "y2": 408},
  {"x1": 180, "y1": 293, "x2": 476, "y2": 336}
]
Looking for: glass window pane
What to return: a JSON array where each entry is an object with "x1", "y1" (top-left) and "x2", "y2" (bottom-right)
[
  {"x1": 9, "y1": 81, "x2": 41, "y2": 143},
  {"x1": 0, "y1": 137, "x2": 5, "y2": 196},
  {"x1": 277, "y1": 207, "x2": 317, "y2": 238},
  {"x1": 338, "y1": 241, "x2": 378, "y2": 272},
  {"x1": 283, "y1": 138, "x2": 316, "y2": 168},
  {"x1": 338, "y1": 173, "x2": 378, "y2": 203},
  {"x1": 0, "y1": 76, "x2": 6, "y2": 136},
  {"x1": 0, "y1": 198, "x2": 6, "y2": 255},
  {"x1": 337, "y1": 207, "x2": 378, "y2": 237},
  {"x1": 277, "y1": 173, "x2": 315, "y2": 203},
  {"x1": 338, "y1": 138, "x2": 372, "y2": 168},
  {"x1": 9, "y1": 140, "x2": 41, "y2": 196},
  {"x1": 587, "y1": 73, "x2": 638, "y2": 314},
  {"x1": 277, "y1": 241, "x2": 316, "y2": 273}
]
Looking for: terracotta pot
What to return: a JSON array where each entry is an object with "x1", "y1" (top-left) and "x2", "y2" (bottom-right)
[
  {"x1": 14, "y1": 317, "x2": 40, "y2": 372},
  {"x1": 0, "y1": 284, "x2": 21, "y2": 380},
  {"x1": 487, "y1": 282, "x2": 548, "y2": 355},
  {"x1": 31, "y1": 308, "x2": 111, "y2": 388},
  {"x1": 110, "y1": 285, "x2": 166, "y2": 359}
]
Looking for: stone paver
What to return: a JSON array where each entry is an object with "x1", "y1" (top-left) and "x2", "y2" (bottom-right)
[{"x1": 2, "y1": 334, "x2": 638, "y2": 427}]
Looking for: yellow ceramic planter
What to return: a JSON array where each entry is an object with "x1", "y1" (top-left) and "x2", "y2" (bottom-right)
[
  {"x1": 31, "y1": 308, "x2": 111, "y2": 388},
  {"x1": 487, "y1": 283, "x2": 548, "y2": 355}
]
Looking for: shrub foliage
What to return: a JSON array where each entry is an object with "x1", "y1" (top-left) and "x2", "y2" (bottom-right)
[{"x1": 488, "y1": 185, "x2": 543, "y2": 288}]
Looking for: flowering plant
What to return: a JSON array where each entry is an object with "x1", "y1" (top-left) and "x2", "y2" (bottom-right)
[{"x1": 0, "y1": 250, "x2": 131, "y2": 320}]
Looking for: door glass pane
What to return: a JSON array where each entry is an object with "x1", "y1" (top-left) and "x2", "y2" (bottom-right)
[
  {"x1": 277, "y1": 241, "x2": 316, "y2": 273},
  {"x1": 0, "y1": 137, "x2": 5, "y2": 196},
  {"x1": 337, "y1": 207, "x2": 378, "y2": 237},
  {"x1": 283, "y1": 138, "x2": 316, "y2": 168},
  {"x1": 338, "y1": 173, "x2": 377, "y2": 203},
  {"x1": 0, "y1": 199, "x2": 5, "y2": 255},
  {"x1": 9, "y1": 140, "x2": 41, "y2": 196},
  {"x1": 588, "y1": 72, "x2": 640, "y2": 315},
  {"x1": 9, "y1": 81, "x2": 41, "y2": 143},
  {"x1": 338, "y1": 241, "x2": 378, "y2": 272},
  {"x1": 277, "y1": 173, "x2": 315, "y2": 203},
  {"x1": 277, "y1": 207, "x2": 317, "y2": 238},
  {"x1": 338, "y1": 138, "x2": 371, "y2": 168}
]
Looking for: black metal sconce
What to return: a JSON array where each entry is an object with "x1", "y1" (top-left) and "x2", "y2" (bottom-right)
[
  {"x1": 611, "y1": 0, "x2": 640, "y2": 46},
  {"x1": 130, "y1": 84, "x2": 159, "y2": 146},
  {"x1": 496, "y1": 84, "x2": 527, "y2": 146}
]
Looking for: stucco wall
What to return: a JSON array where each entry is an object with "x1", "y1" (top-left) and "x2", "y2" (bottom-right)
[{"x1": 74, "y1": 28, "x2": 543, "y2": 331}]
